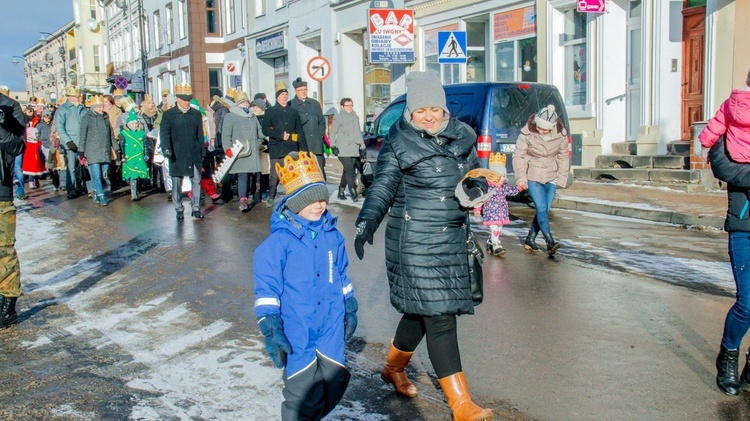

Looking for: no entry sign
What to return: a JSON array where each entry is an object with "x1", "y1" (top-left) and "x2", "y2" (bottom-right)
[{"x1": 307, "y1": 56, "x2": 331, "y2": 82}]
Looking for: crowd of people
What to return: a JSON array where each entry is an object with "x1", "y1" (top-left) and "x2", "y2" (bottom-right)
[{"x1": 1, "y1": 71, "x2": 576, "y2": 421}]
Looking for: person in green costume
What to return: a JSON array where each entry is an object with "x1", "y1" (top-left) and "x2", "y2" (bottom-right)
[{"x1": 121, "y1": 109, "x2": 150, "y2": 201}]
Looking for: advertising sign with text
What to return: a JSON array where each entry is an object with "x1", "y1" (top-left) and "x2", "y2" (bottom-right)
[{"x1": 368, "y1": 8, "x2": 414, "y2": 64}]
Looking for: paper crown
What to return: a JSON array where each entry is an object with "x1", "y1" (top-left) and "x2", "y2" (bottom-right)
[
  {"x1": 275, "y1": 152, "x2": 325, "y2": 196},
  {"x1": 489, "y1": 153, "x2": 507, "y2": 166},
  {"x1": 120, "y1": 96, "x2": 135, "y2": 111},
  {"x1": 87, "y1": 95, "x2": 104, "y2": 107},
  {"x1": 161, "y1": 88, "x2": 170, "y2": 95},
  {"x1": 175, "y1": 83, "x2": 193, "y2": 96},
  {"x1": 112, "y1": 88, "x2": 125, "y2": 97},
  {"x1": 235, "y1": 91, "x2": 249, "y2": 104},
  {"x1": 65, "y1": 86, "x2": 80, "y2": 96},
  {"x1": 126, "y1": 108, "x2": 138, "y2": 123},
  {"x1": 226, "y1": 87, "x2": 237, "y2": 100},
  {"x1": 274, "y1": 81, "x2": 288, "y2": 96}
]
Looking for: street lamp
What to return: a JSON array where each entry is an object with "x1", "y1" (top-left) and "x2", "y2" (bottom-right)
[
  {"x1": 39, "y1": 31, "x2": 68, "y2": 86},
  {"x1": 10, "y1": 56, "x2": 35, "y2": 96}
]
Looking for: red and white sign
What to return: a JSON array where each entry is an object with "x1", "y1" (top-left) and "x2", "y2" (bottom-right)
[
  {"x1": 307, "y1": 56, "x2": 331, "y2": 82},
  {"x1": 577, "y1": 0, "x2": 606, "y2": 13},
  {"x1": 224, "y1": 61, "x2": 240, "y2": 75},
  {"x1": 367, "y1": 8, "x2": 414, "y2": 63}
]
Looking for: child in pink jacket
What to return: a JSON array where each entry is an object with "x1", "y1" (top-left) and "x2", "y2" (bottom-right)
[{"x1": 699, "y1": 70, "x2": 750, "y2": 162}]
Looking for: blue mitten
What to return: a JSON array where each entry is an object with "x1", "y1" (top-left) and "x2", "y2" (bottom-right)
[
  {"x1": 258, "y1": 314, "x2": 292, "y2": 368},
  {"x1": 344, "y1": 296, "x2": 358, "y2": 341}
]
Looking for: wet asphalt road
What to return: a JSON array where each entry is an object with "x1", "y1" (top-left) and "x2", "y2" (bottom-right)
[{"x1": 2, "y1": 172, "x2": 750, "y2": 420}]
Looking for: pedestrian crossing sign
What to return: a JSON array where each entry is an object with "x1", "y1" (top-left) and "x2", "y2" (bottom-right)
[{"x1": 438, "y1": 31, "x2": 467, "y2": 64}]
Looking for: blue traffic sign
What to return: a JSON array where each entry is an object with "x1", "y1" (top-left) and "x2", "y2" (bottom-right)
[
  {"x1": 114, "y1": 76, "x2": 129, "y2": 90},
  {"x1": 437, "y1": 31, "x2": 467, "y2": 64}
]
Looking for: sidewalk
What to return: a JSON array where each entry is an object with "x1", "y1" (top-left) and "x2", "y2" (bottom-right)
[
  {"x1": 326, "y1": 158, "x2": 728, "y2": 229},
  {"x1": 554, "y1": 180, "x2": 727, "y2": 229}
]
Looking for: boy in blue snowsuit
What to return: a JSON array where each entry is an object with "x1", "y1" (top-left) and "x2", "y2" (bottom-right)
[{"x1": 254, "y1": 151, "x2": 358, "y2": 421}]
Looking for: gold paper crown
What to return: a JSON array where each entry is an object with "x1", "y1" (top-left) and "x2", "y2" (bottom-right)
[
  {"x1": 275, "y1": 152, "x2": 324, "y2": 196},
  {"x1": 489, "y1": 153, "x2": 507, "y2": 166},
  {"x1": 112, "y1": 88, "x2": 125, "y2": 97},
  {"x1": 64, "y1": 86, "x2": 80, "y2": 96},
  {"x1": 275, "y1": 81, "x2": 287, "y2": 92},
  {"x1": 87, "y1": 95, "x2": 104, "y2": 107},
  {"x1": 235, "y1": 91, "x2": 249, "y2": 104},
  {"x1": 226, "y1": 87, "x2": 237, "y2": 100},
  {"x1": 161, "y1": 88, "x2": 170, "y2": 95},
  {"x1": 175, "y1": 83, "x2": 192, "y2": 96}
]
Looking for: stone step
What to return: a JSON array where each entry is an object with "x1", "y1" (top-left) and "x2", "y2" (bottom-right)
[
  {"x1": 667, "y1": 140, "x2": 691, "y2": 157},
  {"x1": 574, "y1": 168, "x2": 702, "y2": 184},
  {"x1": 594, "y1": 155, "x2": 688, "y2": 169},
  {"x1": 611, "y1": 142, "x2": 637, "y2": 155}
]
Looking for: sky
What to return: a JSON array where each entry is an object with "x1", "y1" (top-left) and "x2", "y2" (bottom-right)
[{"x1": 0, "y1": 1, "x2": 75, "y2": 92}]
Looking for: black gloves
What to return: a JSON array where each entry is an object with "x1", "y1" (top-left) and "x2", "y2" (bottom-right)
[
  {"x1": 344, "y1": 296, "x2": 358, "y2": 341},
  {"x1": 162, "y1": 148, "x2": 173, "y2": 159},
  {"x1": 258, "y1": 314, "x2": 292, "y2": 368},
  {"x1": 354, "y1": 219, "x2": 376, "y2": 260},
  {"x1": 65, "y1": 141, "x2": 78, "y2": 152},
  {"x1": 332, "y1": 146, "x2": 340, "y2": 156}
]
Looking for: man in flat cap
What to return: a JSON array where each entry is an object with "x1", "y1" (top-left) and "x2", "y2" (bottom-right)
[{"x1": 290, "y1": 77, "x2": 327, "y2": 180}]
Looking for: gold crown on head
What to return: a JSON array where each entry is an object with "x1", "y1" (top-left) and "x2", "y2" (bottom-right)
[
  {"x1": 112, "y1": 88, "x2": 125, "y2": 97},
  {"x1": 175, "y1": 83, "x2": 192, "y2": 96},
  {"x1": 87, "y1": 95, "x2": 104, "y2": 107},
  {"x1": 275, "y1": 152, "x2": 324, "y2": 196},
  {"x1": 65, "y1": 86, "x2": 80, "y2": 97},
  {"x1": 489, "y1": 152, "x2": 507, "y2": 166}
]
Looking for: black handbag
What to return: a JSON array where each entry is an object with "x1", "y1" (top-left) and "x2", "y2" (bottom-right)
[{"x1": 467, "y1": 231, "x2": 484, "y2": 305}]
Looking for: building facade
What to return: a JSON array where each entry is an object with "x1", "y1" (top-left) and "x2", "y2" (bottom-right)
[
  {"x1": 22, "y1": 22, "x2": 75, "y2": 104},
  {"x1": 71, "y1": 0, "x2": 108, "y2": 95}
]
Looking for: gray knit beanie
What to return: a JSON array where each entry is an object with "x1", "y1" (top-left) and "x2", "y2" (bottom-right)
[
  {"x1": 534, "y1": 104, "x2": 558, "y2": 130},
  {"x1": 286, "y1": 183, "x2": 329, "y2": 214},
  {"x1": 405, "y1": 71, "x2": 448, "y2": 114}
]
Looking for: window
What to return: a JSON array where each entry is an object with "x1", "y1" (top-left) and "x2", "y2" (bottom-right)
[
  {"x1": 423, "y1": 24, "x2": 461, "y2": 85},
  {"x1": 178, "y1": 0, "x2": 187, "y2": 39},
  {"x1": 561, "y1": 8, "x2": 587, "y2": 106},
  {"x1": 93, "y1": 45, "x2": 101, "y2": 73},
  {"x1": 209, "y1": 67, "x2": 222, "y2": 95},
  {"x1": 255, "y1": 0, "x2": 266, "y2": 16},
  {"x1": 89, "y1": 0, "x2": 97, "y2": 19},
  {"x1": 206, "y1": 0, "x2": 220, "y2": 35},
  {"x1": 153, "y1": 11, "x2": 161, "y2": 49},
  {"x1": 166, "y1": 4, "x2": 174, "y2": 45},
  {"x1": 492, "y1": 6, "x2": 537, "y2": 83},
  {"x1": 225, "y1": 0, "x2": 235, "y2": 35},
  {"x1": 276, "y1": 0, "x2": 287, "y2": 9},
  {"x1": 142, "y1": 15, "x2": 150, "y2": 52},
  {"x1": 466, "y1": 22, "x2": 486, "y2": 82}
]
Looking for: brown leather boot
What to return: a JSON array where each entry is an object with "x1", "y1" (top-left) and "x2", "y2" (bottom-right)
[
  {"x1": 381, "y1": 342, "x2": 418, "y2": 398},
  {"x1": 438, "y1": 372, "x2": 493, "y2": 421}
]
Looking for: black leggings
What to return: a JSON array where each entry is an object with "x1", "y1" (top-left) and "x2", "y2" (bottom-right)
[
  {"x1": 392, "y1": 313, "x2": 462, "y2": 378},
  {"x1": 338, "y1": 157, "x2": 357, "y2": 191}
]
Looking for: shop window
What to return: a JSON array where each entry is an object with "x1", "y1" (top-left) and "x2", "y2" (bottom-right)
[
  {"x1": 364, "y1": 64, "x2": 392, "y2": 118},
  {"x1": 494, "y1": 38, "x2": 536, "y2": 82},
  {"x1": 423, "y1": 23, "x2": 461, "y2": 85},
  {"x1": 466, "y1": 22, "x2": 486, "y2": 82},
  {"x1": 561, "y1": 8, "x2": 587, "y2": 106}
]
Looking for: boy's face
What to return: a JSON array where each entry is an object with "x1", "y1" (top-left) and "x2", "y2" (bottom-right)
[
  {"x1": 127, "y1": 121, "x2": 140, "y2": 131},
  {"x1": 297, "y1": 200, "x2": 327, "y2": 222}
]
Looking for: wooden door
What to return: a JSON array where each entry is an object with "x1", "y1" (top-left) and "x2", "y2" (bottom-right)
[{"x1": 681, "y1": 6, "x2": 705, "y2": 140}]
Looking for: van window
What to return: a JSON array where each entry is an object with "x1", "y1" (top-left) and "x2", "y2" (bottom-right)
[
  {"x1": 490, "y1": 86, "x2": 565, "y2": 135},
  {"x1": 376, "y1": 102, "x2": 405, "y2": 137},
  {"x1": 446, "y1": 93, "x2": 479, "y2": 129}
]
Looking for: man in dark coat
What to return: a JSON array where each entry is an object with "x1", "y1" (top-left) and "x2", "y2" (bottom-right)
[
  {"x1": 261, "y1": 82, "x2": 305, "y2": 208},
  {"x1": 0, "y1": 90, "x2": 28, "y2": 328},
  {"x1": 290, "y1": 77, "x2": 327, "y2": 180},
  {"x1": 160, "y1": 83, "x2": 205, "y2": 220}
]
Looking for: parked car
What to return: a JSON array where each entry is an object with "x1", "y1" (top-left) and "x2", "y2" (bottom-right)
[{"x1": 362, "y1": 82, "x2": 573, "y2": 187}]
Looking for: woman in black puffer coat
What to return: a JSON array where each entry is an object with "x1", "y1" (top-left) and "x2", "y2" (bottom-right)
[{"x1": 355, "y1": 71, "x2": 493, "y2": 421}]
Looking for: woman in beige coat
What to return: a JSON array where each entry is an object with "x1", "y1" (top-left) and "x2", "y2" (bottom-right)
[{"x1": 512, "y1": 104, "x2": 570, "y2": 255}]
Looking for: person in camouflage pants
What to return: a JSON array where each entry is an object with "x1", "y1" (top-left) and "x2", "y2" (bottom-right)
[{"x1": 0, "y1": 88, "x2": 28, "y2": 328}]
